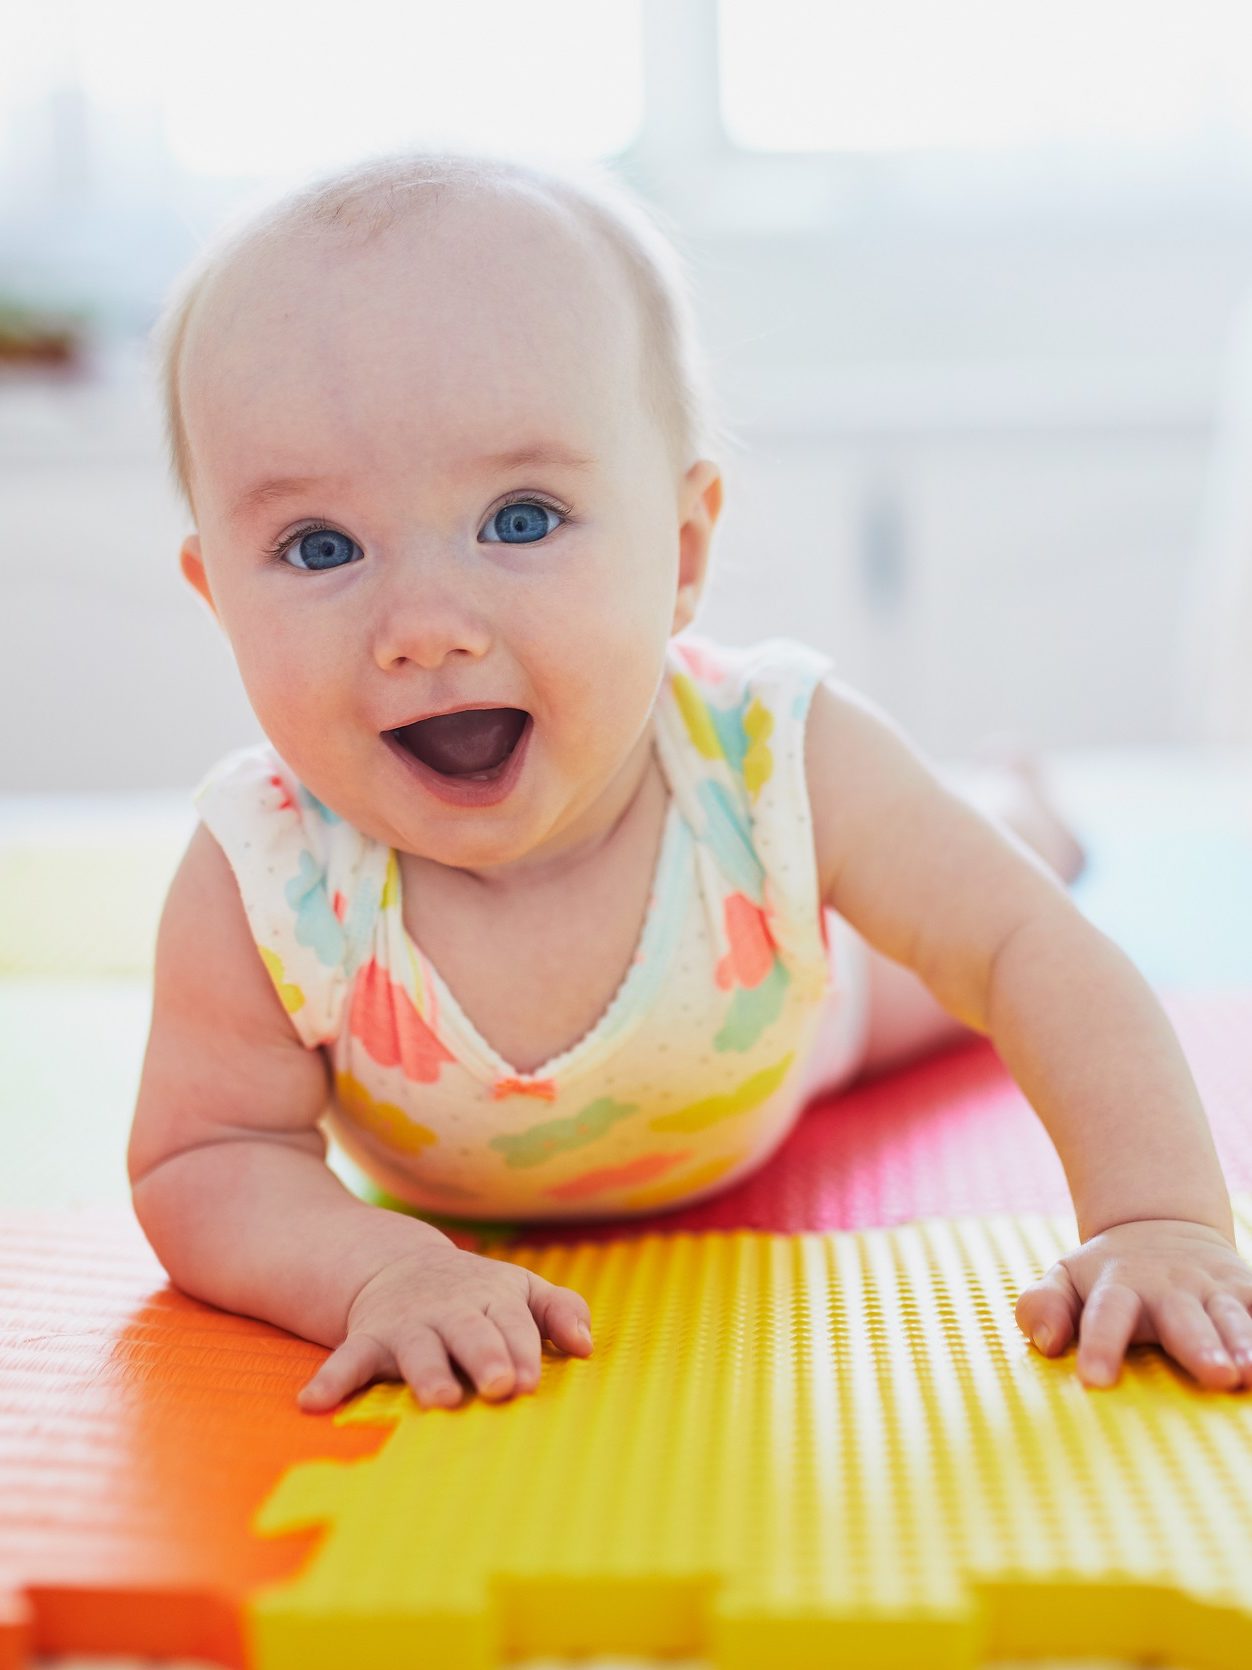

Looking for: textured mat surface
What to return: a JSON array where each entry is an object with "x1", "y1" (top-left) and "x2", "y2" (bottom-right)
[{"x1": 3, "y1": 1203, "x2": 1252, "y2": 1670}]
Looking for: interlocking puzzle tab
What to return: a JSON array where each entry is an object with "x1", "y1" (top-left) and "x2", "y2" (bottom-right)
[{"x1": 248, "y1": 1206, "x2": 1252, "y2": 1670}]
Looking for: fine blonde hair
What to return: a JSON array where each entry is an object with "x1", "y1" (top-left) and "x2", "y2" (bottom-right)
[{"x1": 147, "y1": 147, "x2": 740, "y2": 524}]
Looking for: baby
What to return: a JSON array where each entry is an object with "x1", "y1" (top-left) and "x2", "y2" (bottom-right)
[{"x1": 127, "y1": 150, "x2": 1252, "y2": 1415}]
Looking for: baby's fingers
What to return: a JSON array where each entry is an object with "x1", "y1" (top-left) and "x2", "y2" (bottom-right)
[
  {"x1": 1075, "y1": 1281, "x2": 1141, "y2": 1387},
  {"x1": 524, "y1": 1272, "x2": 594, "y2": 1356},
  {"x1": 1206, "y1": 1292, "x2": 1252, "y2": 1387},
  {"x1": 1149, "y1": 1290, "x2": 1241, "y2": 1391},
  {"x1": 298, "y1": 1329, "x2": 392, "y2": 1412},
  {"x1": 1015, "y1": 1261, "x2": 1080, "y2": 1358}
]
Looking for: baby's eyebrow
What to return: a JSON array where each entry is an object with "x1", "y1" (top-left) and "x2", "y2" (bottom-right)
[
  {"x1": 230, "y1": 475, "x2": 325, "y2": 523},
  {"x1": 229, "y1": 443, "x2": 595, "y2": 524}
]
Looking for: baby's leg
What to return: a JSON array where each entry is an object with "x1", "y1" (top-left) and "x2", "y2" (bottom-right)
[{"x1": 851, "y1": 750, "x2": 1086, "y2": 1083}]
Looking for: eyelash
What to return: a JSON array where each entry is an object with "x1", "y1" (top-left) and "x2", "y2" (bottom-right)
[{"x1": 263, "y1": 492, "x2": 572, "y2": 566}]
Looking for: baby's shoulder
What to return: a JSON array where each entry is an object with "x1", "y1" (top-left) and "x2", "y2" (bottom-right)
[{"x1": 803, "y1": 671, "x2": 950, "y2": 909}]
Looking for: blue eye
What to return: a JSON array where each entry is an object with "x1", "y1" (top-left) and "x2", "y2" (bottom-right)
[
  {"x1": 270, "y1": 525, "x2": 359, "y2": 571},
  {"x1": 481, "y1": 498, "x2": 565, "y2": 545},
  {"x1": 266, "y1": 495, "x2": 569, "y2": 570}
]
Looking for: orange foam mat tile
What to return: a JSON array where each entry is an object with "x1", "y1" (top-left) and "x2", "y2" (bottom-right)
[
  {"x1": 4, "y1": 1201, "x2": 1252, "y2": 1669},
  {"x1": 0, "y1": 1207, "x2": 392, "y2": 1668}
]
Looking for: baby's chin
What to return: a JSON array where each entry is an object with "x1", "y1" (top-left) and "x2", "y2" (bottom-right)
[
  {"x1": 383, "y1": 776, "x2": 642, "y2": 888},
  {"x1": 369, "y1": 772, "x2": 564, "y2": 880}
]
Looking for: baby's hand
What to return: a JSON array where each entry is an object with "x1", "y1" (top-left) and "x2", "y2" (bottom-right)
[
  {"x1": 1015, "y1": 1218, "x2": 1252, "y2": 1390},
  {"x1": 298, "y1": 1243, "x2": 594, "y2": 1412}
]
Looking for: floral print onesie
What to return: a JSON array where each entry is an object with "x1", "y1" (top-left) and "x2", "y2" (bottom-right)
[{"x1": 192, "y1": 632, "x2": 870, "y2": 1222}]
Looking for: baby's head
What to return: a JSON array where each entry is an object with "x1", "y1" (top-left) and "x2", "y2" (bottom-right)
[{"x1": 151, "y1": 150, "x2": 731, "y2": 878}]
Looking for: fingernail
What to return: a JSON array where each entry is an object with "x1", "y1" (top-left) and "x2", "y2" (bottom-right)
[
  {"x1": 577, "y1": 1321, "x2": 592, "y2": 1345},
  {"x1": 1034, "y1": 1326, "x2": 1053, "y2": 1354},
  {"x1": 1085, "y1": 1362, "x2": 1114, "y2": 1387}
]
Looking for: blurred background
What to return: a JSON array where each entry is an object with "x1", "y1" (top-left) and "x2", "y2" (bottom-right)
[{"x1": 5, "y1": 0, "x2": 1252, "y2": 792}]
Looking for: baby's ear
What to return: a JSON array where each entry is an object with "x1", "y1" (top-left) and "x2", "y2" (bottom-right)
[
  {"x1": 671, "y1": 459, "x2": 722, "y2": 634},
  {"x1": 180, "y1": 534, "x2": 218, "y2": 621}
]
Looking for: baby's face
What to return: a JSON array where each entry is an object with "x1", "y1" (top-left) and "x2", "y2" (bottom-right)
[{"x1": 178, "y1": 192, "x2": 720, "y2": 879}]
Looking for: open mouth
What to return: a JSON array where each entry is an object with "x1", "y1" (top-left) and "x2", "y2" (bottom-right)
[{"x1": 386, "y1": 706, "x2": 530, "y2": 781}]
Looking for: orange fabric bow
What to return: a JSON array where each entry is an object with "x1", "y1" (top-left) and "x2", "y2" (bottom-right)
[{"x1": 491, "y1": 1076, "x2": 558, "y2": 1101}]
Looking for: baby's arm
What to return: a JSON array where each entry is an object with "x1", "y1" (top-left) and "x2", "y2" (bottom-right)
[
  {"x1": 128, "y1": 824, "x2": 592, "y2": 1409},
  {"x1": 806, "y1": 679, "x2": 1252, "y2": 1390}
]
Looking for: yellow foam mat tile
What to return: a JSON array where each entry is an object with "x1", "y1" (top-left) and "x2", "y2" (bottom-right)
[{"x1": 247, "y1": 1198, "x2": 1252, "y2": 1670}]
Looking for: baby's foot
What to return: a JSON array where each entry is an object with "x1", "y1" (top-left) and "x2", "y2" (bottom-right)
[{"x1": 966, "y1": 733, "x2": 1088, "y2": 884}]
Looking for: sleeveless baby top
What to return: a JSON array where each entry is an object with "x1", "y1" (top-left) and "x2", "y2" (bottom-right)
[{"x1": 192, "y1": 632, "x2": 851, "y2": 1221}]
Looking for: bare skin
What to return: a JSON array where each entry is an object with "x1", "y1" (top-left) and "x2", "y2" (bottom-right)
[{"x1": 857, "y1": 747, "x2": 1087, "y2": 1081}]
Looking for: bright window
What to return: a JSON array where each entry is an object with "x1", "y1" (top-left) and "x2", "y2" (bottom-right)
[
  {"x1": 4, "y1": 0, "x2": 643, "y2": 182},
  {"x1": 719, "y1": 0, "x2": 1252, "y2": 155}
]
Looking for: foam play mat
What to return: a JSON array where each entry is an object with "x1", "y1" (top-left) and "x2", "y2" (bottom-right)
[
  {"x1": 4, "y1": 993, "x2": 1252, "y2": 1670},
  {"x1": 4, "y1": 1200, "x2": 1252, "y2": 1670}
]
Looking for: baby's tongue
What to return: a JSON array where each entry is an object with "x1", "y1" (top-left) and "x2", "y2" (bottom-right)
[{"x1": 396, "y1": 707, "x2": 527, "y2": 776}]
